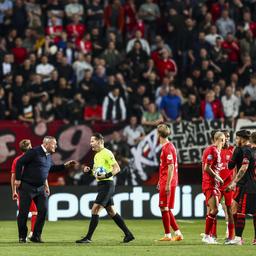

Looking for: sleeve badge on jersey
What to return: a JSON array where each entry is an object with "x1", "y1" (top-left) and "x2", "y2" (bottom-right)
[
  {"x1": 207, "y1": 154, "x2": 213, "y2": 160},
  {"x1": 167, "y1": 154, "x2": 173, "y2": 160}
]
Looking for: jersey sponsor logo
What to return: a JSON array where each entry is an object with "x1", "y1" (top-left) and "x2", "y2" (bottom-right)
[
  {"x1": 167, "y1": 154, "x2": 173, "y2": 160},
  {"x1": 226, "y1": 155, "x2": 230, "y2": 160}
]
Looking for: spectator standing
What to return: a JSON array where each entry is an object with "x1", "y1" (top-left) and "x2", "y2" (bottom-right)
[
  {"x1": 138, "y1": 0, "x2": 160, "y2": 42},
  {"x1": 123, "y1": 115, "x2": 145, "y2": 147},
  {"x1": 141, "y1": 102, "x2": 163, "y2": 133},
  {"x1": 102, "y1": 86, "x2": 126, "y2": 122},
  {"x1": 181, "y1": 94, "x2": 200, "y2": 122},
  {"x1": 160, "y1": 85, "x2": 181, "y2": 122}
]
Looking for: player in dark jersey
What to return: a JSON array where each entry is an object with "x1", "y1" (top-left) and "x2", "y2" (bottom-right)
[{"x1": 227, "y1": 130, "x2": 256, "y2": 245}]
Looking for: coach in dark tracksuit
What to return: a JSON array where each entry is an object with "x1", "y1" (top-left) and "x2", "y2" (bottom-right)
[{"x1": 15, "y1": 136, "x2": 77, "y2": 243}]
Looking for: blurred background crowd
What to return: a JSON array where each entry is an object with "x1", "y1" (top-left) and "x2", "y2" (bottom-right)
[{"x1": 1, "y1": 0, "x2": 256, "y2": 185}]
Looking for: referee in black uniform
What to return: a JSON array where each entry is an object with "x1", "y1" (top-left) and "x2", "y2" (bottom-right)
[{"x1": 15, "y1": 136, "x2": 77, "y2": 243}]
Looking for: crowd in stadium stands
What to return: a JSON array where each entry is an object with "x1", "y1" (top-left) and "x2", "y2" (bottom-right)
[{"x1": 1, "y1": 0, "x2": 256, "y2": 144}]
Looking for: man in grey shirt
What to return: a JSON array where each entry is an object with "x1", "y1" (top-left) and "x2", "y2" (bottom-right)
[{"x1": 139, "y1": 0, "x2": 160, "y2": 42}]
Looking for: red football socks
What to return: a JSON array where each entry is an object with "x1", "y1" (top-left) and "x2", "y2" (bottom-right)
[
  {"x1": 169, "y1": 211, "x2": 179, "y2": 231},
  {"x1": 205, "y1": 214, "x2": 215, "y2": 235},
  {"x1": 31, "y1": 214, "x2": 37, "y2": 232},
  {"x1": 161, "y1": 211, "x2": 170, "y2": 234}
]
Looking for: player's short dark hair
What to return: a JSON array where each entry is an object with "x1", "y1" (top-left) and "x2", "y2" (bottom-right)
[
  {"x1": 250, "y1": 132, "x2": 256, "y2": 144},
  {"x1": 221, "y1": 129, "x2": 230, "y2": 136},
  {"x1": 19, "y1": 139, "x2": 31, "y2": 152},
  {"x1": 236, "y1": 130, "x2": 251, "y2": 140},
  {"x1": 211, "y1": 130, "x2": 220, "y2": 140},
  {"x1": 92, "y1": 133, "x2": 104, "y2": 141},
  {"x1": 157, "y1": 124, "x2": 171, "y2": 138}
]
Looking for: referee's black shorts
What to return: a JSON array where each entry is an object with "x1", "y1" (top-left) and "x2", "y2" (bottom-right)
[{"x1": 94, "y1": 180, "x2": 115, "y2": 207}]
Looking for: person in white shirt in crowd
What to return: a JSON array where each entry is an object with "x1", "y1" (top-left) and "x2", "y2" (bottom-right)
[
  {"x1": 72, "y1": 52, "x2": 93, "y2": 84},
  {"x1": 221, "y1": 85, "x2": 240, "y2": 124},
  {"x1": 36, "y1": 55, "x2": 55, "y2": 82},
  {"x1": 123, "y1": 115, "x2": 145, "y2": 147},
  {"x1": 205, "y1": 25, "x2": 223, "y2": 46},
  {"x1": 1, "y1": 54, "x2": 13, "y2": 78},
  {"x1": 126, "y1": 29, "x2": 150, "y2": 55},
  {"x1": 65, "y1": 0, "x2": 84, "y2": 22},
  {"x1": 216, "y1": 9, "x2": 235, "y2": 37},
  {"x1": 102, "y1": 86, "x2": 126, "y2": 122},
  {"x1": 243, "y1": 73, "x2": 256, "y2": 102}
]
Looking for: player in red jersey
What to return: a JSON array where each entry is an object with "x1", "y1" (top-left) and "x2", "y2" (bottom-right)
[
  {"x1": 157, "y1": 124, "x2": 183, "y2": 241},
  {"x1": 11, "y1": 139, "x2": 38, "y2": 239},
  {"x1": 219, "y1": 130, "x2": 235, "y2": 243},
  {"x1": 202, "y1": 131, "x2": 225, "y2": 244}
]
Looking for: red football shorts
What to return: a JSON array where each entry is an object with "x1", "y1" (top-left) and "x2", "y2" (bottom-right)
[
  {"x1": 159, "y1": 186, "x2": 176, "y2": 209},
  {"x1": 17, "y1": 194, "x2": 37, "y2": 212},
  {"x1": 204, "y1": 188, "x2": 221, "y2": 206},
  {"x1": 220, "y1": 190, "x2": 233, "y2": 207}
]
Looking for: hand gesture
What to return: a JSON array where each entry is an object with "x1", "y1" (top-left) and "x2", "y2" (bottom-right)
[
  {"x1": 225, "y1": 181, "x2": 236, "y2": 192},
  {"x1": 156, "y1": 181, "x2": 160, "y2": 191},
  {"x1": 215, "y1": 175, "x2": 224, "y2": 185},
  {"x1": 12, "y1": 191, "x2": 18, "y2": 201},
  {"x1": 97, "y1": 173, "x2": 106, "y2": 180},
  {"x1": 44, "y1": 185, "x2": 50, "y2": 196},
  {"x1": 83, "y1": 166, "x2": 91, "y2": 173},
  {"x1": 165, "y1": 184, "x2": 170, "y2": 195},
  {"x1": 64, "y1": 160, "x2": 79, "y2": 169}
]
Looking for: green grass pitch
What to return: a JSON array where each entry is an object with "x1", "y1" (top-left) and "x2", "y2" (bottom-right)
[{"x1": 0, "y1": 219, "x2": 255, "y2": 256}]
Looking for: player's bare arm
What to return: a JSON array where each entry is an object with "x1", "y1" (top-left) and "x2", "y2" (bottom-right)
[
  {"x1": 11, "y1": 173, "x2": 18, "y2": 200},
  {"x1": 44, "y1": 179, "x2": 50, "y2": 196},
  {"x1": 226, "y1": 163, "x2": 248, "y2": 191},
  {"x1": 166, "y1": 163, "x2": 174, "y2": 194},
  {"x1": 204, "y1": 163, "x2": 223, "y2": 184}
]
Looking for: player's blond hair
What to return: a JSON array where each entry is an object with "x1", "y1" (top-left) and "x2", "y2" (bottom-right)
[
  {"x1": 157, "y1": 124, "x2": 171, "y2": 138},
  {"x1": 214, "y1": 131, "x2": 225, "y2": 142}
]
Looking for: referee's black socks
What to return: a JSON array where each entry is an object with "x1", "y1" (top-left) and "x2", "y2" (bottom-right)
[
  {"x1": 86, "y1": 214, "x2": 99, "y2": 240},
  {"x1": 112, "y1": 213, "x2": 131, "y2": 235}
]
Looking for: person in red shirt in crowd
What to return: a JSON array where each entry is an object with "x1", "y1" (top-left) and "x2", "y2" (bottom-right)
[
  {"x1": 83, "y1": 99, "x2": 102, "y2": 123},
  {"x1": 11, "y1": 37, "x2": 28, "y2": 65},
  {"x1": 240, "y1": 9, "x2": 256, "y2": 38},
  {"x1": 210, "y1": 0, "x2": 228, "y2": 23},
  {"x1": 75, "y1": 33, "x2": 93, "y2": 54},
  {"x1": 200, "y1": 90, "x2": 224, "y2": 121},
  {"x1": 66, "y1": 15, "x2": 86, "y2": 41},
  {"x1": 10, "y1": 139, "x2": 37, "y2": 240},
  {"x1": 221, "y1": 33, "x2": 240, "y2": 64},
  {"x1": 104, "y1": 0, "x2": 125, "y2": 34},
  {"x1": 153, "y1": 48, "x2": 177, "y2": 81},
  {"x1": 157, "y1": 124, "x2": 183, "y2": 241},
  {"x1": 45, "y1": 16, "x2": 63, "y2": 44},
  {"x1": 219, "y1": 129, "x2": 235, "y2": 243},
  {"x1": 123, "y1": 0, "x2": 137, "y2": 38},
  {"x1": 202, "y1": 131, "x2": 225, "y2": 244}
]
